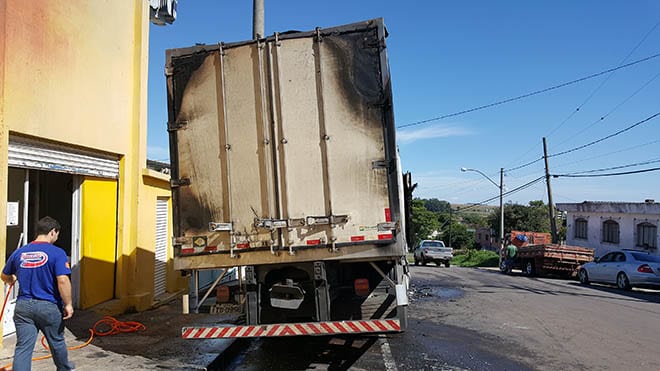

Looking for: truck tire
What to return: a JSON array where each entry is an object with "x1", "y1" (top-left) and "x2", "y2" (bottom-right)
[
  {"x1": 500, "y1": 259, "x2": 512, "y2": 274},
  {"x1": 524, "y1": 261, "x2": 535, "y2": 276},
  {"x1": 444, "y1": 261, "x2": 450, "y2": 268},
  {"x1": 414, "y1": 257, "x2": 419, "y2": 266},
  {"x1": 421, "y1": 258, "x2": 427, "y2": 266}
]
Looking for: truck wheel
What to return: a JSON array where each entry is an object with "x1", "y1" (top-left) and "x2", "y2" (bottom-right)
[
  {"x1": 414, "y1": 257, "x2": 419, "y2": 266},
  {"x1": 578, "y1": 269, "x2": 590, "y2": 285},
  {"x1": 421, "y1": 259, "x2": 427, "y2": 266},
  {"x1": 444, "y1": 261, "x2": 450, "y2": 268},
  {"x1": 616, "y1": 272, "x2": 631, "y2": 290},
  {"x1": 524, "y1": 261, "x2": 535, "y2": 276}
]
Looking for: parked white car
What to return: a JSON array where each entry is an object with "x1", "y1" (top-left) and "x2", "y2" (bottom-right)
[
  {"x1": 413, "y1": 240, "x2": 453, "y2": 267},
  {"x1": 578, "y1": 250, "x2": 660, "y2": 290}
]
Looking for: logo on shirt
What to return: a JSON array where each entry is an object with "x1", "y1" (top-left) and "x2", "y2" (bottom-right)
[{"x1": 20, "y1": 252, "x2": 49, "y2": 268}]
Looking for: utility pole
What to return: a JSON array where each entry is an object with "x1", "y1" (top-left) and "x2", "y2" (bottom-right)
[
  {"x1": 499, "y1": 167, "x2": 504, "y2": 251},
  {"x1": 448, "y1": 207, "x2": 452, "y2": 247},
  {"x1": 543, "y1": 137, "x2": 558, "y2": 243},
  {"x1": 253, "y1": 0, "x2": 264, "y2": 39}
]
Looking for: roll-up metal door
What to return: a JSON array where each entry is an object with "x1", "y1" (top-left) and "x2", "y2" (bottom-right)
[
  {"x1": 154, "y1": 198, "x2": 169, "y2": 296},
  {"x1": 8, "y1": 136, "x2": 119, "y2": 179}
]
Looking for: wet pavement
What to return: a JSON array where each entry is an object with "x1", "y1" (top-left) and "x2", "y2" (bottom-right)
[{"x1": 0, "y1": 294, "x2": 240, "y2": 370}]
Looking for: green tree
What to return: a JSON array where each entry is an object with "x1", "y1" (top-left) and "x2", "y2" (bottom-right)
[
  {"x1": 441, "y1": 222, "x2": 473, "y2": 249},
  {"x1": 487, "y1": 200, "x2": 551, "y2": 234},
  {"x1": 460, "y1": 213, "x2": 487, "y2": 228},
  {"x1": 423, "y1": 198, "x2": 451, "y2": 214},
  {"x1": 410, "y1": 199, "x2": 440, "y2": 248}
]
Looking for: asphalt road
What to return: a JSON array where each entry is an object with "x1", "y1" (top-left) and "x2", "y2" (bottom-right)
[{"x1": 226, "y1": 266, "x2": 660, "y2": 370}]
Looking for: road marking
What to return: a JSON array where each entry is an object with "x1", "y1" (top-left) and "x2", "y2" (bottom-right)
[{"x1": 379, "y1": 336, "x2": 398, "y2": 371}]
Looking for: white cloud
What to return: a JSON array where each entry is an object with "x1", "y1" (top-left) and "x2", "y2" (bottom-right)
[{"x1": 397, "y1": 125, "x2": 472, "y2": 144}]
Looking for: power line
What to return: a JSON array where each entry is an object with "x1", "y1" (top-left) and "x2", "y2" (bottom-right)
[
  {"x1": 564, "y1": 158, "x2": 660, "y2": 175},
  {"x1": 552, "y1": 139, "x2": 660, "y2": 170},
  {"x1": 506, "y1": 111, "x2": 660, "y2": 172},
  {"x1": 397, "y1": 51, "x2": 660, "y2": 129},
  {"x1": 506, "y1": 18, "x2": 660, "y2": 167},
  {"x1": 554, "y1": 69, "x2": 660, "y2": 149},
  {"x1": 554, "y1": 167, "x2": 660, "y2": 178},
  {"x1": 506, "y1": 157, "x2": 544, "y2": 172},
  {"x1": 460, "y1": 176, "x2": 545, "y2": 210},
  {"x1": 548, "y1": 111, "x2": 660, "y2": 158},
  {"x1": 545, "y1": 17, "x2": 660, "y2": 139}
]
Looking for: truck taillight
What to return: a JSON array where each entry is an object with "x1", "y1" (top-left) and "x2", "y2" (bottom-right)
[
  {"x1": 638, "y1": 264, "x2": 654, "y2": 273},
  {"x1": 354, "y1": 278, "x2": 370, "y2": 296}
]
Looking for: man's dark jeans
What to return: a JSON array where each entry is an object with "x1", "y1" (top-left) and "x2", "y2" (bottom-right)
[{"x1": 13, "y1": 299, "x2": 74, "y2": 371}]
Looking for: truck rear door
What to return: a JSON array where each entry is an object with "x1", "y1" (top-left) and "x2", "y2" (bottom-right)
[{"x1": 166, "y1": 19, "x2": 399, "y2": 256}]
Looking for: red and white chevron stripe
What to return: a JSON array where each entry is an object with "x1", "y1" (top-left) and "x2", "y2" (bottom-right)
[{"x1": 182, "y1": 319, "x2": 401, "y2": 339}]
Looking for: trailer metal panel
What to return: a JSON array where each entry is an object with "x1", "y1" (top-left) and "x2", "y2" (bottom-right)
[{"x1": 167, "y1": 18, "x2": 403, "y2": 268}]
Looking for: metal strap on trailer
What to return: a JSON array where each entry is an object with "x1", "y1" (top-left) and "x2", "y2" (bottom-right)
[{"x1": 182, "y1": 319, "x2": 401, "y2": 339}]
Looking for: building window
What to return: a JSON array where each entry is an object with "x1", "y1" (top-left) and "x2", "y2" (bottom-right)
[
  {"x1": 602, "y1": 220, "x2": 619, "y2": 244},
  {"x1": 637, "y1": 223, "x2": 657, "y2": 249},
  {"x1": 574, "y1": 218, "x2": 588, "y2": 240}
]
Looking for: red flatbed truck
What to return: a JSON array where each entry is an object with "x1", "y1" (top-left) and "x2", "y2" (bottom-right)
[{"x1": 502, "y1": 231, "x2": 594, "y2": 277}]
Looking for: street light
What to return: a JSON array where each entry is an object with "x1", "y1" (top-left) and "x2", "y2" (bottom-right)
[{"x1": 461, "y1": 167, "x2": 505, "y2": 256}]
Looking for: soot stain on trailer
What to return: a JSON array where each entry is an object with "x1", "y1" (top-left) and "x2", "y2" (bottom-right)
[
  {"x1": 169, "y1": 51, "x2": 211, "y2": 126},
  {"x1": 322, "y1": 31, "x2": 383, "y2": 128}
]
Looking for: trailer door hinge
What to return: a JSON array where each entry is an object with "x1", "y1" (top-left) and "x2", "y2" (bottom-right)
[
  {"x1": 372, "y1": 160, "x2": 391, "y2": 170},
  {"x1": 378, "y1": 221, "x2": 397, "y2": 231},
  {"x1": 209, "y1": 222, "x2": 233, "y2": 232},
  {"x1": 167, "y1": 120, "x2": 188, "y2": 132},
  {"x1": 170, "y1": 178, "x2": 191, "y2": 188},
  {"x1": 306, "y1": 215, "x2": 349, "y2": 226},
  {"x1": 254, "y1": 218, "x2": 288, "y2": 230}
]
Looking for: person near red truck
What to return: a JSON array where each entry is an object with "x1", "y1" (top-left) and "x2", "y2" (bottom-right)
[
  {"x1": 502, "y1": 234, "x2": 528, "y2": 273},
  {"x1": 1, "y1": 216, "x2": 75, "y2": 371}
]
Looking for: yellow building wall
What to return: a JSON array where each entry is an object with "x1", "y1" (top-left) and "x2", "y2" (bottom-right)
[
  {"x1": 138, "y1": 169, "x2": 188, "y2": 302},
  {"x1": 0, "y1": 0, "x2": 155, "y2": 325},
  {"x1": 2, "y1": 0, "x2": 140, "y2": 153}
]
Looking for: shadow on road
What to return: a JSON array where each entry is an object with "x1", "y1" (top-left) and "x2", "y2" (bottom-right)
[
  {"x1": 565, "y1": 281, "x2": 660, "y2": 303},
  {"x1": 227, "y1": 334, "x2": 380, "y2": 371},
  {"x1": 473, "y1": 266, "x2": 660, "y2": 304}
]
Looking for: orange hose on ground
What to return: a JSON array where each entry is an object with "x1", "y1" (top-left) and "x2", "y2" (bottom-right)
[{"x1": 0, "y1": 289, "x2": 145, "y2": 371}]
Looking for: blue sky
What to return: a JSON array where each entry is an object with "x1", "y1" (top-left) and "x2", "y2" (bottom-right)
[{"x1": 147, "y1": 1, "x2": 660, "y2": 206}]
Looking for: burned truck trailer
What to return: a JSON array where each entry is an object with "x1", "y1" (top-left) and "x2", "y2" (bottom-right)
[{"x1": 165, "y1": 19, "x2": 409, "y2": 338}]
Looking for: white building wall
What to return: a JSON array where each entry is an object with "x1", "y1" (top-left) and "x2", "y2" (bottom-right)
[{"x1": 565, "y1": 210, "x2": 660, "y2": 258}]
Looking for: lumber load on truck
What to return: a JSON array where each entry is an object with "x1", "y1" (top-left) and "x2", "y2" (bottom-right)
[
  {"x1": 503, "y1": 231, "x2": 594, "y2": 277},
  {"x1": 516, "y1": 244, "x2": 595, "y2": 276}
]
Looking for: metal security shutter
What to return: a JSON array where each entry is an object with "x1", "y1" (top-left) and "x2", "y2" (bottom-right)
[
  {"x1": 154, "y1": 198, "x2": 169, "y2": 297},
  {"x1": 8, "y1": 136, "x2": 119, "y2": 179}
]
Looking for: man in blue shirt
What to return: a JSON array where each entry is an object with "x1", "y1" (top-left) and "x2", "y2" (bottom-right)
[{"x1": 2, "y1": 216, "x2": 75, "y2": 371}]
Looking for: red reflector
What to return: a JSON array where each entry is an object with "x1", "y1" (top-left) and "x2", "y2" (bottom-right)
[
  {"x1": 378, "y1": 233, "x2": 393, "y2": 240},
  {"x1": 384, "y1": 208, "x2": 391, "y2": 222},
  {"x1": 181, "y1": 248, "x2": 195, "y2": 255},
  {"x1": 216, "y1": 285, "x2": 230, "y2": 303},
  {"x1": 354, "y1": 278, "x2": 370, "y2": 296},
  {"x1": 205, "y1": 245, "x2": 218, "y2": 252},
  {"x1": 307, "y1": 239, "x2": 321, "y2": 245},
  {"x1": 236, "y1": 242, "x2": 249, "y2": 249},
  {"x1": 638, "y1": 264, "x2": 654, "y2": 273},
  {"x1": 351, "y1": 236, "x2": 365, "y2": 242}
]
